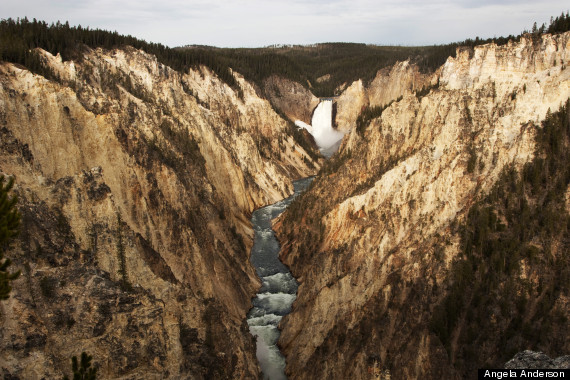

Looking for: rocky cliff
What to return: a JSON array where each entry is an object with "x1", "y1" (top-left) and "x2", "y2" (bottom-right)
[
  {"x1": 505, "y1": 351, "x2": 570, "y2": 369},
  {"x1": 0, "y1": 46, "x2": 318, "y2": 378},
  {"x1": 335, "y1": 61, "x2": 437, "y2": 132},
  {"x1": 276, "y1": 32, "x2": 570, "y2": 379},
  {"x1": 263, "y1": 75, "x2": 320, "y2": 125}
]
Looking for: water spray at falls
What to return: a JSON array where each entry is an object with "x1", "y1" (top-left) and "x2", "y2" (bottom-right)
[{"x1": 295, "y1": 99, "x2": 346, "y2": 158}]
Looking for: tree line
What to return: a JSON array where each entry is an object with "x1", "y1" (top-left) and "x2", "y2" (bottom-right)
[
  {"x1": 413, "y1": 11, "x2": 570, "y2": 74},
  {"x1": 0, "y1": 17, "x2": 243, "y2": 95},
  {"x1": 1, "y1": 13, "x2": 569, "y2": 98}
]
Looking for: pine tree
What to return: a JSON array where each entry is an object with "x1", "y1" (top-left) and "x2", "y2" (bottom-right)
[
  {"x1": 63, "y1": 352, "x2": 98, "y2": 380},
  {"x1": 0, "y1": 175, "x2": 21, "y2": 300}
]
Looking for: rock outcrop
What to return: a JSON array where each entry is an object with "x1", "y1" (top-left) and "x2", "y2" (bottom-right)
[
  {"x1": 263, "y1": 75, "x2": 320, "y2": 124},
  {"x1": 335, "y1": 61, "x2": 436, "y2": 132},
  {"x1": 276, "y1": 32, "x2": 570, "y2": 379},
  {"x1": 0, "y1": 46, "x2": 318, "y2": 378},
  {"x1": 2, "y1": 29, "x2": 569, "y2": 380},
  {"x1": 505, "y1": 351, "x2": 570, "y2": 369}
]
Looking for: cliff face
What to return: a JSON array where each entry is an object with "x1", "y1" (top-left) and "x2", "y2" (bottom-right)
[
  {"x1": 0, "y1": 46, "x2": 318, "y2": 378},
  {"x1": 263, "y1": 75, "x2": 320, "y2": 125},
  {"x1": 335, "y1": 61, "x2": 437, "y2": 132},
  {"x1": 276, "y1": 32, "x2": 570, "y2": 379},
  {"x1": 263, "y1": 61, "x2": 434, "y2": 134}
]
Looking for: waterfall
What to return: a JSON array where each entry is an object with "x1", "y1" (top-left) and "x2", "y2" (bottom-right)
[{"x1": 295, "y1": 99, "x2": 345, "y2": 158}]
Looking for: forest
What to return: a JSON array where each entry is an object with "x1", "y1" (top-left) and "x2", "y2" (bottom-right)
[
  {"x1": 1, "y1": 12, "x2": 569, "y2": 98},
  {"x1": 0, "y1": 17, "x2": 244, "y2": 95},
  {"x1": 430, "y1": 99, "x2": 570, "y2": 375}
]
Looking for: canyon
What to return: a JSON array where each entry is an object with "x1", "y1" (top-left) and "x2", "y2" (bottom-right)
[
  {"x1": 0, "y1": 46, "x2": 319, "y2": 378},
  {"x1": 247, "y1": 177, "x2": 313, "y2": 380},
  {"x1": 276, "y1": 32, "x2": 570, "y2": 379},
  {"x1": 0, "y1": 25, "x2": 568, "y2": 380}
]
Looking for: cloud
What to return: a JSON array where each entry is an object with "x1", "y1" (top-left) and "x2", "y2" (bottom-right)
[{"x1": 2, "y1": 0, "x2": 569, "y2": 47}]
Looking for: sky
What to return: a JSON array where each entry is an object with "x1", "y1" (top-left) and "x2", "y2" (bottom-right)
[{"x1": 1, "y1": 0, "x2": 568, "y2": 48}]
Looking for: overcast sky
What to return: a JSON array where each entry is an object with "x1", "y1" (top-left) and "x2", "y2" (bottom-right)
[{"x1": 2, "y1": 0, "x2": 568, "y2": 47}]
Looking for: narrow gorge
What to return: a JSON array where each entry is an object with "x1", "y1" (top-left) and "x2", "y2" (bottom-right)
[
  {"x1": 0, "y1": 18, "x2": 569, "y2": 380},
  {"x1": 247, "y1": 177, "x2": 313, "y2": 380},
  {"x1": 0, "y1": 43, "x2": 320, "y2": 378},
  {"x1": 277, "y1": 32, "x2": 570, "y2": 379}
]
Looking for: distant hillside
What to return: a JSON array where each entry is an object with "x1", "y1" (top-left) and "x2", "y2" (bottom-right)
[
  {"x1": 203, "y1": 43, "x2": 448, "y2": 97},
  {"x1": 184, "y1": 11, "x2": 570, "y2": 97},
  {"x1": 2, "y1": 12, "x2": 569, "y2": 98}
]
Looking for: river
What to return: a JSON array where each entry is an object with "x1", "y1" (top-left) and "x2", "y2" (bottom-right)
[{"x1": 247, "y1": 177, "x2": 314, "y2": 380}]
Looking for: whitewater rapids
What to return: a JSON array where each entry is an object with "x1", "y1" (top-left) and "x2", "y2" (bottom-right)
[{"x1": 247, "y1": 177, "x2": 314, "y2": 380}]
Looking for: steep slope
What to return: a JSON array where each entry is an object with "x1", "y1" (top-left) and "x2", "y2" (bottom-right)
[
  {"x1": 335, "y1": 61, "x2": 437, "y2": 132},
  {"x1": 276, "y1": 32, "x2": 570, "y2": 379},
  {"x1": 262, "y1": 75, "x2": 320, "y2": 125},
  {"x1": 0, "y1": 46, "x2": 318, "y2": 378}
]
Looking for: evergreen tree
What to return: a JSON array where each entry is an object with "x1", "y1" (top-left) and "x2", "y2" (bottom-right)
[
  {"x1": 0, "y1": 175, "x2": 21, "y2": 300},
  {"x1": 63, "y1": 352, "x2": 98, "y2": 380}
]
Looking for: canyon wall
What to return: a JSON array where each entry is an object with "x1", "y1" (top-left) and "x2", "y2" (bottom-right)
[
  {"x1": 0, "y1": 46, "x2": 318, "y2": 378},
  {"x1": 264, "y1": 61, "x2": 434, "y2": 135},
  {"x1": 263, "y1": 75, "x2": 320, "y2": 125},
  {"x1": 335, "y1": 61, "x2": 437, "y2": 132},
  {"x1": 2, "y1": 30, "x2": 568, "y2": 380},
  {"x1": 276, "y1": 32, "x2": 570, "y2": 379}
]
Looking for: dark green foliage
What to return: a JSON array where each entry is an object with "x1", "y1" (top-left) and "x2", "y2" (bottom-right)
[
  {"x1": 430, "y1": 99, "x2": 570, "y2": 372},
  {"x1": 0, "y1": 20, "x2": 498, "y2": 99},
  {"x1": 547, "y1": 12, "x2": 570, "y2": 34},
  {"x1": 199, "y1": 43, "x2": 421, "y2": 97},
  {"x1": 63, "y1": 352, "x2": 97, "y2": 380},
  {"x1": 207, "y1": 48, "x2": 307, "y2": 92},
  {"x1": 253, "y1": 43, "x2": 460, "y2": 96},
  {"x1": 0, "y1": 17, "x2": 242, "y2": 95},
  {"x1": 355, "y1": 96, "x2": 403, "y2": 136},
  {"x1": 2, "y1": 15, "x2": 568, "y2": 100},
  {"x1": 0, "y1": 175, "x2": 21, "y2": 300},
  {"x1": 275, "y1": 44, "x2": 424, "y2": 97},
  {"x1": 413, "y1": 43, "x2": 459, "y2": 74}
]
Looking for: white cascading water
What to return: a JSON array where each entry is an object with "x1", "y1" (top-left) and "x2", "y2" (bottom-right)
[
  {"x1": 295, "y1": 99, "x2": 345, "y2": 158},
  {"x1": 247, "y1": 178, "x2": 314, "y2": 380}
]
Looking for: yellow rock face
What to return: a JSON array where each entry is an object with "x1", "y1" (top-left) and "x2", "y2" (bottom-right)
[
  {"x1": 276, "y1": 32, "x2": 570, "y2": 380},
  {"x1": 0, "y1": 46, "x2": 318, "y2": 378}
]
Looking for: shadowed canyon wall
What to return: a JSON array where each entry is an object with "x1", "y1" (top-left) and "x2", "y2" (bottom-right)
[
  {"x1": 276, "y1": 32, "x2": 570, "y2": 379},
  {"x1": 1, "y1": 29, "x2": 569, "y2": 380},
  {"x1": 0, "y1": 46, "x2": 319, "y2": 378}
]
